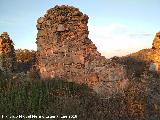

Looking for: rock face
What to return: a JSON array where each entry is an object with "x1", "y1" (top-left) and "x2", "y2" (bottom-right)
[
  {"x1": 152, "y1": 32, "x2": 160, "y2": 49},
  {"x1": 0, "y1": 32, "x2": 16, "y2": 73},
  {"x1": 36, "y1": 5, "x2": 128, "y2": 94}
]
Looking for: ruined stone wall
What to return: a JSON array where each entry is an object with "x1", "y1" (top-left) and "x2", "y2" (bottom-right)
[
  {"x1": 150, "y1": 32, "x2": 160, "y2": 73},
  {"x1": 0, "y1": 32, "x2": 16, "y2": 73},
  {"x1": 36, "y1": 5, "x2": 127, "y2": 88},
  {"x1": 128, "y1": 32, "x2": 160, "y2": 74},
  {"x1": 152, "y1": 32, "x2": 160, "y2": 49}
]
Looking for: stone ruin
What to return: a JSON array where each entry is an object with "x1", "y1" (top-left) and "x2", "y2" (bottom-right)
[
  {"x1": 149, "y1": 32, "x2": 160, "y2": 73},
  {"x1": 127, "y1": 32, "x2": 160, "y2": 74},
  {"x1": 0, "y1": 32, "x2": 16, "y2": 74},
  {"x1": 36, "y1": 5, "x2": 128, "y2": 95},
  {"x1": 152, "y1": 32, "x2": 160, "y2": 49}
]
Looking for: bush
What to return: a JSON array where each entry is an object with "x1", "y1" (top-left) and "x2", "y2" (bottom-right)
[{"x1": 15, "y1": 49, "x2": 36, "y2": 73}]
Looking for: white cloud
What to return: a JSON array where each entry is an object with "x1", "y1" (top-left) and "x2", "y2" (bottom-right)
[
  {"x1": 88, "y1": 23, "x2": 153, "y2": 58},
  {"x1": 14, "y1": 44, "x2": 37, "y2": 50}
]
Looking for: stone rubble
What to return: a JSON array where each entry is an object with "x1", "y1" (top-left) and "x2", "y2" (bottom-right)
[
  {"x1": 0, "y1": 32, "x2": 16, "y2": 73},
  {"x1": 36, "y1": 5, "x2": 128, "y2": 96}
]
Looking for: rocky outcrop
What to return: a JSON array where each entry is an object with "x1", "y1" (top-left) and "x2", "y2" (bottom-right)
[
  {"x1": 0, "y1": 32, "x2": 16, "y2": 73},
  {"x1": 36, "y1": 5, "x2": 128, "y2": 96}
]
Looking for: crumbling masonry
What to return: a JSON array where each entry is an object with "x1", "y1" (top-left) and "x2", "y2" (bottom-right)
[
  {"x1": 36, "y1": 5, "x2": 128, "y2": 89},
  {"x1": 0, "y1": 32, "x2": 16, "y2": 73},
  {"x1": 152, "y1": 32, "x2": 160, "y2": 49}
]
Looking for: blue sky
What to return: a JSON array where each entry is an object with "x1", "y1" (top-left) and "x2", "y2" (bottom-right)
[{"x1": 0, "y1": 0, "x2": 160, "y2": 58}]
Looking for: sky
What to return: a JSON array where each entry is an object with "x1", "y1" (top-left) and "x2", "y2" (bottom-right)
[{"x1": 0, "y1": 0, "x2": 160, "y2": 58}]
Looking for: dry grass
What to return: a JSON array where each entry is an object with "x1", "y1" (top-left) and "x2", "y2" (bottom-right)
[{"x1": 0, "y1": 72, "x2": 160, "y2": 120}]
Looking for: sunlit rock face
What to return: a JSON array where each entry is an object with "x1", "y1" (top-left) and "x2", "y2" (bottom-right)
[
  {"x1": 0, "y1": 32, "x2": 16, "y2": 74},
  {"x1": 36, "y1": 5, "x2": 128, "y2": 96}
]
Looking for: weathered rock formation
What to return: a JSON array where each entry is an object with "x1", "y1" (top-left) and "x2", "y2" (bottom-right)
[
  {"x1": 36, "y1": 5, "x2": 128, "y2": 94},
  {"x1": 0, "y1": 32, "x2": 16, "y2": 73}
]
